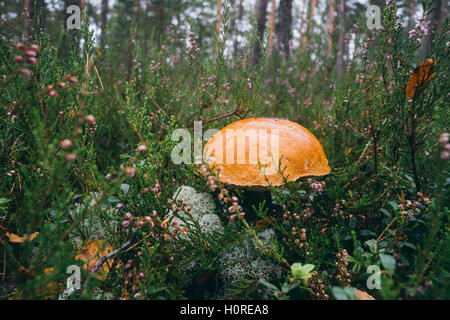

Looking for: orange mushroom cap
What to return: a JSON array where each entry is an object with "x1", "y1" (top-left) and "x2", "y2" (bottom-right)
[{"x1": 203, "y1": 117, "x2": 330, "y2": 189}]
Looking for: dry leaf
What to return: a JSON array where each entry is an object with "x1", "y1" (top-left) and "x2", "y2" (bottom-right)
[
  {"x1": 406, "y1": 59, "x2": 436, "y2": 100},
  {"x1": 6, "y1": 231, "x2": 39, "y2": 243},
  {"x1": 75, "y1": 239, "x2": 113, "y2": 280},
  {"x1": 255, "y1": 216, "x2": 276, "y2": 230},
  {"x1": 355, "y1": 289, "x2": 375, "y2": 300}
]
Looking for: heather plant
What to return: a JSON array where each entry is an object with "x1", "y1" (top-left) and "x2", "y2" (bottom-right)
[{"x1": 0, "y1": 0, "x2": 448, "y2": 301}]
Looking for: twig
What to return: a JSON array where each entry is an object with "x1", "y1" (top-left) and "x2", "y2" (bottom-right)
[
  {"x1": 203, "y1": 105, "x2": 244, "y2": 124},
  {"x1": 90, "y1": 230, "x2": 137, "y2": 275}
]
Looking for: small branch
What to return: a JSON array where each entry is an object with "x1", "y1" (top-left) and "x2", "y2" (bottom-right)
[
  {"x1": 203, "y1": 105, "x2": 244, "y2": 124},
  {"x1": 90, "y1": 230, "x2": 137, "y2": 275}
]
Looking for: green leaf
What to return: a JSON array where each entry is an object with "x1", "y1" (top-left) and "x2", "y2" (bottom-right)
[
  {"x1": 380, "y1": 208, "x2": 392, "y2": 218},
  {"x1": 120, "y1": 183, "x2": 130, "y2": 194},
  {"x1": 332, "y1": 287, "x2": 356, "y2": 300},
  {"x1": 303, "y1": 264, "x2": 315, "y2": 273},
  {"x1": 259, "y1": 279, "x2": 279, "y2": 292},
  {"x1": 291, "y1": 262, "x2": 315, "y2": 282},
  {"x1": 387, "y1": 201, "x2": 398, "y2": 210},
  {"x1": 379, "y1": 254, "x2": 396, "y2": 274},
  {"x1": 365, "y1": 239, "x2": 378, "y2": 253}
]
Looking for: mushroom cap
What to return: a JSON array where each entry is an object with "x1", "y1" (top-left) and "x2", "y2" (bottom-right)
[{"x1": 203, "y1": 117, "x2": 330, "y2": 189}]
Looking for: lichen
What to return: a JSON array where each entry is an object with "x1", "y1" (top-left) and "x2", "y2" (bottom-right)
[
  {"x1": 218, "y1": 228, "x2": 281, "y2": 299},
  {"x1": 168, "y1": 186, "x2": 223, "y2": 236},
  {"x1": 169, "y1": 186, "x2": 281, "y2": 299}
]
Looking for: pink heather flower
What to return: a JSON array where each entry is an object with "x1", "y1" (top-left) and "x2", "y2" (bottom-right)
[
  {"x1": 16, "y1": 43, "x2": 25, "y2": 51},
  {"x1": 137, "y1": 145, "x2": 146, "y2": 153},
  {"x1": 85, "y1": 114, "x2": 96, "y2": 124},
  {"x1": 69, "y1": 76, "x2": 78, "y2": 84},
  {"x1": 49, "y1": 89, "x2": 58, "y2": 98},
  {"x1": 441, "y1": 151, "x2": 450, "y2": 160},
  {"x1": 124, "y1": 212, "x2": 133, "y2": 219},
  {"x1": 125, "y1": 167, "x2": 135, "y2": 177},
  {"x1": 14, "y1": 56, "x2": 23, "y2": 63},
  {"x1": 122, "y1": 220, "x2": 130, "y2": 227},
  {"x1": 20, "y1": 69, "x2": 31, "y2": 77},
  {"x1": 60, "y1": 139, "x2": 73, "y2": 149},
  {"x1": 24, "y1": 50, "x2": 36, "y2": 57},
  {"x1": 27, "y1": 57, "x2": 37, "y2": 65},
  {"x1": 309, "y1": 181, "x2": 325, "y2": 194},
  {"x1": 439, "y1": 133, "x2": 449, "y2": 145},
  {"x1": 65, "y1": 153, "x2": 76, "y2": 161},
  {"x1": 136, "y1": 220, "x2": 144, "y2": 228}
]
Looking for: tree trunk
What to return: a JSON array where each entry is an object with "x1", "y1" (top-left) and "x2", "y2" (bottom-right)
[
  {"x1": 100, "y1": 0, "x2": 109, "y2": 50},
  {"x1": 26, "y1": 0, "x2": 46, "y2": 36},
  {"x1": 336, "y1": 0, "x2": 346, "y2": 80},
  {"x1": 298, "y1": 0, "x2": 307, "y2": 41},
  {"x1": 251, "y1": 0, "x2": 269, "y2": 67},
  {"x1": 157, "y1": 0, "x2": 165, "y2": 43},
  {"x1": 267, "y1": 0, "x2": 276, "y2": 52},
  {"x1": 420, "y1": 0, "x2": 442, "y2": 59},
  {"x1": 327, "y1": 0, "x2": 336, "y2": 57},
  {"x1": 64, "y1": 0, "x2": 81, "y2": 45},
  {"x1": 408, "y1": 0, "x2": 415, "y2": 29},
  {"x1": 233, "y1": 0, "x2": 244, "y2": 57},
  {"x1": 276, "y1": 0, "x2": 293, "y2": 59},
  {"x1": 302, "y1": 0, "x2": 318, "y2": 48}
]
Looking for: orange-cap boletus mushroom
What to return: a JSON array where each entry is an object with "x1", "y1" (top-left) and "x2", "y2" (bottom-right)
[{"x1": 203, "y1": 117, "x2": 330, "y2": 189}]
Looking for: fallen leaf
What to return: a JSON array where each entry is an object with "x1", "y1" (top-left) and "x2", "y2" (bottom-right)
[
  {"x1": 355, "y1": 288, "x2": 375, "y2": 300},
  {"x1": 6, "y1": 231, "x2": 39, "y2": 243},
  {"x1": 75, "y1": 239, "x2": 113, "y2": 280},
  {"x1": 406, "y1": 59, "x2": 436, "y2": 100}
]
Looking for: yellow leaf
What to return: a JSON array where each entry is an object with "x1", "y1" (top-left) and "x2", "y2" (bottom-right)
[
  {"x1": 6, "y1": 231, "x2": 39, "y2": 243},
  {"x1": 75, "y1": 239, "x2": 113, "y2": 280},
  {"x1": 406, "y1": 59, "x2": 436, "y2": 100}
]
